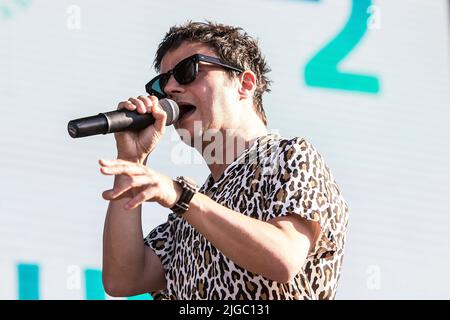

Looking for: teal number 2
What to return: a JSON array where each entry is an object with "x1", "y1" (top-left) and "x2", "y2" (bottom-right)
[
  {"x1": 0, "y1": 0, "x2": 31, "y2": 19},
  {"x1": 304, "y1": 0, "x2": 380, "y2": 94}
]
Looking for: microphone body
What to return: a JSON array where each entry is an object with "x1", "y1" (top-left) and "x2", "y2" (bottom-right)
[{"x1": 68, "y1": 99, "x2": 179, "y2": 138}]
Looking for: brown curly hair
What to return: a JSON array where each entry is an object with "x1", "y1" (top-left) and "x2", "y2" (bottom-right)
[{"x1": 154, "y1": 21, "x2": 271, "y2": 126}]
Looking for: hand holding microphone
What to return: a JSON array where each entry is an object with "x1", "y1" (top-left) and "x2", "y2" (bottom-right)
[
  {"x1": 68, "y1": 97, "x2": 179, "y2": 138},
  {"x1": 68, "y1": 96, "x2": 179, "y2": 164}
]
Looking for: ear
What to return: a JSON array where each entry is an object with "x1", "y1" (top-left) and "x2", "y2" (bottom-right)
[{"x1": 238, "y1": 70, "x2": 257, "y2": 100}]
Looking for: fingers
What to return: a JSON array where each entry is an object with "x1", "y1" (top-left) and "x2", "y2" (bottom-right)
[
  {"x1": 117, "y1": 96, "x2": 151, "y2": 114},
  {"x1": 99, "y1": 159, "x2": 148, "y2": 176},
  {"x1": 149, "y1": 96, "x2": 167, "y2": 132},
  {"x1": 136, "y1": 96, "x2": 167, "y2": 129},
  {"x1": 102, "y1": 175, "x2": 153, "y2": 201},
  {"x1": 117, "y1": 100, "x2": 136, "y2": 111},
  {"x1": 129, "y1": 97, "x2": 147, "y2": 114},
  {"x1": 102, "y1": 182, "x2": 132, "y2": 200},
  {"x1": 125, "y1": 188, "x2": 157, "y2": 210},
  {"x1": 99, "y1": 159, "x2": 159, "y2": 208},
  {"x1": 117, "y1": 96, "x2": 167, "y2": 120},
  {"x1": 139, "y1": 95, "x2": 155, "y2": 114},
  {"x1": 100, "y1": 164, "x2": 146, "y2": 176}
]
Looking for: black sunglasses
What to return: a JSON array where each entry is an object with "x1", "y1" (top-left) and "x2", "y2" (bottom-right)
[{"x1": 145, "y1": 54, "x2": 245, "y2": 99}]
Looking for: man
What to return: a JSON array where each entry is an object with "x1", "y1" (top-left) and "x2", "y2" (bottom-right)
[{"x1": 100, "y1": 21, "x2": 348, "y2": 300}]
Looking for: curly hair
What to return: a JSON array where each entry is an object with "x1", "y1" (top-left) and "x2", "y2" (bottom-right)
[{"x1": 154, "y1": 21, "x2": 271, "y2": 126}]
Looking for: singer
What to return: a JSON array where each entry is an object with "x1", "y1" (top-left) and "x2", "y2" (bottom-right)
[{"x1": 100, "y1": 21, "x2": 349, "y2": 300}]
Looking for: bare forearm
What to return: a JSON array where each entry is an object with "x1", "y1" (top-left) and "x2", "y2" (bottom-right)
[
  {"x1": 102, "y1": 177, "x2": 146, "y2": 284},
  {"x1": 184, "y1": 193, "x2": 307, "y2": 282}
]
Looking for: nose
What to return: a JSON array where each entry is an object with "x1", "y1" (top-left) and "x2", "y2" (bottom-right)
[{"x1": 164, "y1": 74, "x2": 185, "y2": 98}]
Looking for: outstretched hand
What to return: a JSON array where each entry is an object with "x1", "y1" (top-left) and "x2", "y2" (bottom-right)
[{"x1": 99, "y1": 159, "x2": 182, "y2": 210}]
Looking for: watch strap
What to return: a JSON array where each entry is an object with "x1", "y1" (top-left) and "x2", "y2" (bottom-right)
[{"x1": 170, "y1": 176, "x2": 198, "y2": 215}]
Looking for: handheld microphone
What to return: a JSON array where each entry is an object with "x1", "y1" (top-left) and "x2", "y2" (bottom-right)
[{"x1": 67, "y1": 99, "x2": 179, "y2": 138}]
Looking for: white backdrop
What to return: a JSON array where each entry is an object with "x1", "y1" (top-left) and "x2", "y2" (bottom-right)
[{"x1": 0, "y1": 0, "x2": 449, "y2": 299}]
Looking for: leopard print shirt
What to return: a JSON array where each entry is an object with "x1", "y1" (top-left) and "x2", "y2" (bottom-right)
[{"x1": 144, "y1": 132, "x2": 349, "y2": 299}]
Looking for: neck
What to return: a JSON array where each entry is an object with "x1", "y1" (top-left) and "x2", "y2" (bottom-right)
[{"x1": 202, "y1": 122, "x2": 268, "y2": 182}]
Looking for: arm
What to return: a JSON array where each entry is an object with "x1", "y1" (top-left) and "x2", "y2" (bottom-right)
[
  {"x1": 100, "y1": 160, "x2": 321, "y2": 284},
  {"x1": 102, "y1": 175, "x2": 166, "y2": 297},
  {"x1": 101, "y1": 95, "x2": 169, "y2": 297},
  {"x1": 183, "y1": 192, "x2": 320, "y2": 283}
]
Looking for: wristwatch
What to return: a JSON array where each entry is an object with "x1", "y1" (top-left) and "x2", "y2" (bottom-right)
[{"x1": 171, "y1": 176, "x2": 198, "y2": 215}]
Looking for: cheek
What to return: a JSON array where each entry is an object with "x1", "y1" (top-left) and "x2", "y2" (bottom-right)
[
  {"x1": 194, "y1": 74, "x2": 234, "y2": 121},
  {"x1": 195, "y1": 88, "x2": 215, "y2": 116}
]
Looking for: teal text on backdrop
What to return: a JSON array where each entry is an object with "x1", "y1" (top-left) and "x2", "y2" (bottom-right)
[
  {"x1": 17, "y1": 263, "x2": 152, "y2": 300},
  {"x1": 303, "y1": 0, "x2": 381, "y2": 94}
]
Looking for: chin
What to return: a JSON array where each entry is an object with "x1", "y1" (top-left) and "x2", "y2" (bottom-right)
[{"x1": 175, "y1": 120, "x2": 204, "y2": 148}]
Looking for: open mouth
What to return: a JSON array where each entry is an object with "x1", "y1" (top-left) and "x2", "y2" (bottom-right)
[{"x1": 178, "y1": 103, "x2": 197, "y2": 121}]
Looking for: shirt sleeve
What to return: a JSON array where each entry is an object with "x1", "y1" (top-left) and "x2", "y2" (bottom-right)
[
  {"x1": 143, "y1": 214, "x2": 176, "y2": 274},
  {"x1": 143, "y1": 214, "x2": 177, "y2": 299},
  {"x1": 264, "y1": 137, "x2": 347, "y2": 259}
]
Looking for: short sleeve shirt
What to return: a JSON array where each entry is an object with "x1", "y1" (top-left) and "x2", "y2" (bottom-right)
[{"x1": 144, "y1": 132, "x2": 349, "y2": 299}]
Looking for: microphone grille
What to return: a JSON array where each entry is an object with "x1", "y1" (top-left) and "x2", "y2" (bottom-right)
[{"x1": 159, "y1": 99, "x2": 180, "y2": 125}]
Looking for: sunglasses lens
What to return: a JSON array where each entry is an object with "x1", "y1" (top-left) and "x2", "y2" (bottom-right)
[
  {"x1": 146, "y1": 57, "x2": 198, "y2": 98},
  {"x1": 158, "y1": 74, "x2": 171, "y2": 93},
  {"x1": 146, "y1": 75, "x2": 168, "y2": 99},
  {"x1": 173, "y1": 58, "x2": 196, "y2": 85}
]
